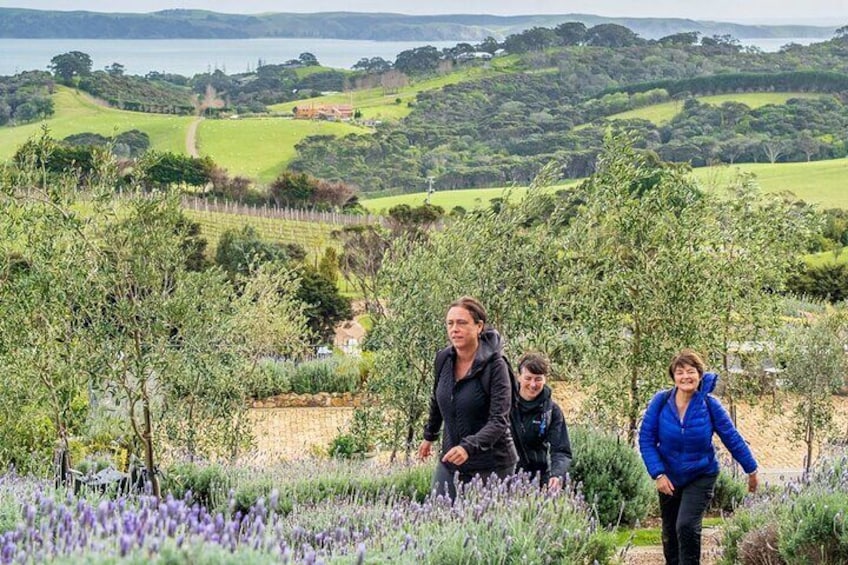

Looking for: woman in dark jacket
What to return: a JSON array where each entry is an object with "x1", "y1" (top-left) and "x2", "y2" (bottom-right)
[
  {"x1": 511, "y1": 351, "x2": 572, "y2": 490},
  {"x1": 639, "y1": 349, "x2": 758, "y2": 565},
  {"x1": 418, "y1": 296, "x2": 518, "y2": 499}
]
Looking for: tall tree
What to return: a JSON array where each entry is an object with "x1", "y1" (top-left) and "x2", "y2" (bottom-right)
[{"x1": 49, "y1": 51, "x2": 92, "y2": 84}]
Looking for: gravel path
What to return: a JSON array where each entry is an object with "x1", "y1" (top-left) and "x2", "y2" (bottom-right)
[{"x1": 621, "y1": 527, "x2": 722, "y2": 565}]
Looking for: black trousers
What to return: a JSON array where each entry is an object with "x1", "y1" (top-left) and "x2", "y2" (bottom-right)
[
  {"x1": 432, "y1": 461, "x2": 515, "y2": 500},
  {"x1": 659, "y1": 473, "x2": 718, "y2": 565}
]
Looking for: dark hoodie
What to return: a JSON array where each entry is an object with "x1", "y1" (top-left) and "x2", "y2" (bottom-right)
[
  {"x1": 422, "y1": 327, "x2": 518, "y2": 473},
  {"x1": 511, "y1": 385, "x2": 572, "y2": 484}
]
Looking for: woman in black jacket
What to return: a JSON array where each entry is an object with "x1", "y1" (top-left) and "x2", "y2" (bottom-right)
[
  {"x1": 418, "y1": 296, "x2": 518, "y2": 499},
  {"x1": 511, "y1": 351, "x2": 572, "y2": 490}
]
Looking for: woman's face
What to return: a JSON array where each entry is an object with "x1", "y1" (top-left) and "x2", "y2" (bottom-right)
[
  {"x1": 518, "y1": 368, "x2": 546, "y2": 400},
  {"x1": 445, "y1": 306, "x2": 482, "y2": 350},
  {"x1": 673, "y1": 363, "x2": 701, "y2": 394}
]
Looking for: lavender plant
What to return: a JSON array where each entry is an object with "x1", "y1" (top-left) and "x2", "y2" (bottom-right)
[
  {"x1": 0, "y1": 466, "x2": 613, "y2": 564},
  {"x1": 721, "y1": 452, "x2": 848, "y2": 564}
]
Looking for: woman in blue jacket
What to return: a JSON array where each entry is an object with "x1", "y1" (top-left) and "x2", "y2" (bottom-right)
[{"x1": 639, "y1": 349, "x2": 758, "y2": 565}]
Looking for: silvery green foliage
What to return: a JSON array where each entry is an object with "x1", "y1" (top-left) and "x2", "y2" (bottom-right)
[
  {"x1": 721, "y1": 452, "x2": 848, "y2": 565},
  {"x1": 701, "y1": 174, "x2": 820, "y2": 414}
]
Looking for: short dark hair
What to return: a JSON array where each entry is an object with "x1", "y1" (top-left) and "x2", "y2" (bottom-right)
[
  {"x1": 448, "y1": 296, "x2": 487, "y2": 324},
  {"x1": 517, "y1": 351, "x2": 550, "y2": 376},
  {"x1": 668, "y1": 348, "x2": 706, "y2": 380}
]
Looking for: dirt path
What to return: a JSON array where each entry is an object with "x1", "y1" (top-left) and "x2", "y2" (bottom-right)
[{"x1": 186, "y1": 116, "x2": 202, "y2": 157}]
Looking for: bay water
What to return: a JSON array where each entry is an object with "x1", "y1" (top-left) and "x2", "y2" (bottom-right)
[
  {"x1": 1, "y1": 36, "x2": 823, "y2": 78},
  {"x1": 2, "y1": 37, "x2": 459, "y2": 77}
]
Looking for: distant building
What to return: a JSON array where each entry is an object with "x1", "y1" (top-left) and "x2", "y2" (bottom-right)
[{"x1": 293, "y1": 104, "x2": 354, "y2": 121}]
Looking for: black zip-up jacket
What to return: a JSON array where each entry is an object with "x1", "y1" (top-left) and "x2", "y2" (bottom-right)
[
  {"x1": 510, "y1": 385, "x2": 572, "y2": 483},
  {"x1": 422, "y1": 328, "x2": 518, "y2": 473}
]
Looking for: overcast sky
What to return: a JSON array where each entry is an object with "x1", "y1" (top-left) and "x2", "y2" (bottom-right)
[{"x1": 0, "y1": 1, "x2": 845, "y2": 24}]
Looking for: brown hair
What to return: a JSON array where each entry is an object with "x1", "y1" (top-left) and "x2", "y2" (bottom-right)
[
  {"x1": 448, "y1": 296, "x2": 487, "y2": 325},
  {"x1": 668, "y1": 348, "x2": 706, "y2": 380},
  {"x1": 517, "y1": 351, "x2": 550, "y2": 376}
]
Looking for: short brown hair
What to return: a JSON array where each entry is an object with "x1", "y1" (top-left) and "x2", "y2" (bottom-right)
[
  {"x1": 448, "y1": 296, "x2": 487, "y2": 325},
  {"x1": 668, "y1": 348, "x2": 706, "y2": 381},
  {"x1": 517, "y1": 351, "x2": 550, "y2": 376}
]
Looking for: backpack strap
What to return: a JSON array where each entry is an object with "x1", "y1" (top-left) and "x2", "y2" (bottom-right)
[{"x1": 480, "y1": 353, "x2": 518, "y2": 397}]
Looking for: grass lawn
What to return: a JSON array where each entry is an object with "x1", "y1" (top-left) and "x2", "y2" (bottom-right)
[
  {"x1": 196, "y1": 117, "x2": 366, "y2": 183},
  {"x1": 605, "y1": 92, "x2": 826, "y2": 125},
  {"x1": 0, "y1": 86, "x2": 191, "y2": 159},
  {"x1": 614, "y1": 517, "x2": 723, "y2": 547}
]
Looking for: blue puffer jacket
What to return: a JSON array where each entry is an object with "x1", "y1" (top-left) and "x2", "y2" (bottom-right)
[{"x1": 638, "y1": 373, "x2": 757, "y2": 488}]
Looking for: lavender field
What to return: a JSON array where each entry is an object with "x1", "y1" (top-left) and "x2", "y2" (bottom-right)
[{"x1": 0, "y1": 462, "x2": 615, "y2": 564}]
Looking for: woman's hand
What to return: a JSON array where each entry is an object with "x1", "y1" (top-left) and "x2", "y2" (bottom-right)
[
  {"x1": 441, "y1": 445, "x2": 469, "y2": 465},
  {"x1": 656, "y1": 474, "x2": 674, "y2": 496},
  {"x1": 547, "y1": 476, "x2": 562, "y2": 492},
  {"x1": 747, "y1": 471, "x2": 759, "y2": 493},
  {"x1": 417, "y1": 440, "x2": 433, "y2": 460}
]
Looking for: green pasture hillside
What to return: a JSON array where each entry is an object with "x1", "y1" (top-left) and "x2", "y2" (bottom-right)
[
  {"x1": 691, "y1": 159, "x2": 848, "y2": 208},
  {"x1": 606, "y1": 92, "x2": 826, "y2": 125},
  {"x1": 0, "y1": 86, "x2": 191, "y2": 158},
  {"x1": 268, "y1": 60, "x2": 517, "y2": 121},
  {"x1": 363, "y1": 158, "x2": 848, "y2": 212},
  {"x1": 197, "y1": 117, "x2": 367, "y2": 183}
]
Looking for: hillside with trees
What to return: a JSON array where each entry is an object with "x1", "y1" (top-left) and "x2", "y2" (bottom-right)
[
  {"x1": 0, "y1": 8, "x2": 835, "y2": 41},
  {"x1": 290, "y1": 30, "x2": 848, "y2": 193}
]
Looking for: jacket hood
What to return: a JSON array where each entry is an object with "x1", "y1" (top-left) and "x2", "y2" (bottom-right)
[
  {"x1": 473, "y1": 326, "x2": 504, "y2": 366},
  {"x1": 699, "y1": 372, "x2": 718, "y2": 394}
]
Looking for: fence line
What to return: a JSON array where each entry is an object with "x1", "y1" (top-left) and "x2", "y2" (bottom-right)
[{"x1": 180, "y1": 196, "x2": 380, "y2": 226}]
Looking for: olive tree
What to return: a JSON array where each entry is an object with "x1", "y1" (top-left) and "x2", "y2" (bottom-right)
[
  {"x1": 371, "y1": 168, "x2": 563, "y2": 459},
  {"x1": 0, "y1": 158, "x2": 106, "y2": 477},
  {"x1": 778, "y1": 307, "x2": 847, "y2": 472},
  {"x1": 0, "y1": 140, "x2": 310, "y2": 492},
  {"x1": 556, "y1": 143, "x2": 716, "y2": 442},
  {"x1": 702, "y1": 176, "x2": 818, "y2": 425}
]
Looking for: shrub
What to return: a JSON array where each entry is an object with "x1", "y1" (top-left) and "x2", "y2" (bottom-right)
[
  {"x1": 738, "y1": 522, "x2": 783, "y2": 565},
  {"x1": 569, "y1": 426, "x2": 654, "y2": 527},
  {"x1": 289, "y1": 356, "x2": 359, "y2": 394},
  {"x1": 711, "y1": 468, "x2": 749, "y2": 513},
  {"x1": 162, "y1": 462, "x2": 231, "y2": 510},
  {"x1": 244, "y1": 357, "x2": 294, "y2": 399},
  {"x1": 721, "y1": 503, "x2": 781, "y2": 565},
  {"x1": 328, "y1": 432, "x2": 368, "y2": 459},
  {"x1": 778, "y1": 490, "x2": 848, "y2": 564}
]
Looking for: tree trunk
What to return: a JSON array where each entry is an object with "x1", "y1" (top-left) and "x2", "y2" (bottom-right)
[
  {"x1": 805, "y1": 401, "x2": 814, "y2": 473},
  {"x1": 143, "y1": 400, "x2": 160, "y2": 498}
]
